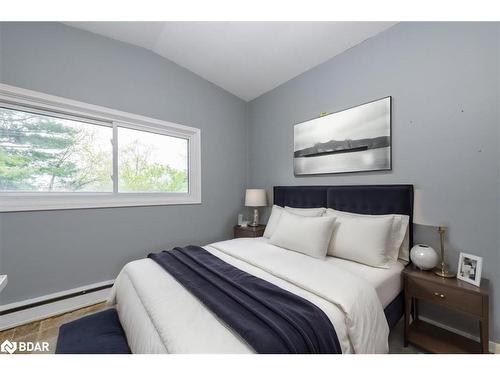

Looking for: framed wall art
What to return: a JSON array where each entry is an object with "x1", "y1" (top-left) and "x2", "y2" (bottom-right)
[{"x1": 293, "y1": 97, "x2": 392, "y2": 175}]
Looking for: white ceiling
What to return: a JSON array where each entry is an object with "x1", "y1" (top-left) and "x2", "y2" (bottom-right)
[{"x1": 65, "y1": 22, "x2": 396, "y2": 101}]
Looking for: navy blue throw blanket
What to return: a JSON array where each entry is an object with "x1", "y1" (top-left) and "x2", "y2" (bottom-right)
[{"x1": 148, "y1": 246, "x2": 341, "y2": 354}]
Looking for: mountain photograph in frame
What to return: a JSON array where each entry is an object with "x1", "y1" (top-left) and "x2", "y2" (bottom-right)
[{"x1": 293, "y1": 97, "x2": 392, "y2": 175}]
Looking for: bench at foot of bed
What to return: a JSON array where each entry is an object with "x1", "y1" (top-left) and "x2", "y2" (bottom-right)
[{"x1": 56, "y1": 308, "x2": 131, "y2": 354}]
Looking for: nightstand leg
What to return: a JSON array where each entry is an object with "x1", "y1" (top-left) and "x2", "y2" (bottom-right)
[
  {"x1": 479, "y1": 320, "x2": 488, "y2": 353},
  {"x1": 404, "y1": 295, "x2": 411, "y2": 347},
  {"x1": 413, "y1": 298, "x2": 419, "y2": 321}
]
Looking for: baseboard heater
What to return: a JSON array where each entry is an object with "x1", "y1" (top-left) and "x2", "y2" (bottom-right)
[{"x1": 0, "y1": 283, "x2": 113, "y2": 316}]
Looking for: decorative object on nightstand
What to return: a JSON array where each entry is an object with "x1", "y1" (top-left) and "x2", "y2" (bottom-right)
[
  {"x1": 410, "y1": 244, "x2": 439, "y2": 270},
  {"x1": 234, "y1": 225, "x2": 266, "y2": 239},
  {"x1": 237, "y1": 213, "x2": 245, "y2": 226},
  {"x1": 403, "y1": 266, "x2": 490, "y2": 353},
  {"x1": 457, "y1": 252, "x2": 483, "y2": 287},
  {"x1": 413, "y1": 189, "x2": 455, "y2": 278},
  {"x1": 245, "y1": 189, "x2": 267, "y2": 227}
]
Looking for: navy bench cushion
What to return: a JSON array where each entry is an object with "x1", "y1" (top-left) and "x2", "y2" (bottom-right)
[{"x1": 56, "y1": 308, "x2": 131, "y2": 354}]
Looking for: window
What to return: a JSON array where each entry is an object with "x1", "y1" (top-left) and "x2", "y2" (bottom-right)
[
  {"x1": 0, "y1": 84, "x2": 201, "y2": 212},
  {"x1": 117, "y1": 127, "x2": 188, "y2": 193},
  {"x1": 0, "y1": 107, "x2": 113, "y2": 193}
]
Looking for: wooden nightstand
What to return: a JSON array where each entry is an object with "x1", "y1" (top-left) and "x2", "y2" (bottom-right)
[
  {"x1": 403, "y1": 266, "x2": 490, "y2": 353},
  {"x1": 233, "y1": 225, "x2": 266, "y2": 238}
]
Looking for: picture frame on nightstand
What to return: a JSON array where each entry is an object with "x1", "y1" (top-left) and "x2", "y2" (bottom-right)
[{"x1": 457, "y1": 252, "x2": 483, "y2": 287}]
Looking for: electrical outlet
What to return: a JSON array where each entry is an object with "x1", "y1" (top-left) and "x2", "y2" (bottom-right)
[{"x1": 0, "y1": 275, "x2": 7, "y2": 293}]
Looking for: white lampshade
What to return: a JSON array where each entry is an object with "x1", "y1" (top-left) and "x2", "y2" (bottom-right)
[
  {"x1": 413, "y1": 188, "x2": 447, "y2": 228},
  {"x1": 245, "y1": 189, "x2": 267, "y2": 207},
  {"x1": 413, "y1": 188, "x2": 426, "y2": 225}
]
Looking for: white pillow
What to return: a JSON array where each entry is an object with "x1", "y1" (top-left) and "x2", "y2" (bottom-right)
[
  {"x1": 325, "y1": 208, "x2": 409, "y2": 262},
  {"x1": 269, "y1": 211, "x2": 336, "y2": 259},
  {"x1": 263, "y1": 205, "x2": 325, "y2": 238},
  {"x1": 284, "y1": 206, "x2": 326, "y2": 216},
  {"x1": 326, "y1": 213, "x2": 394, "y2": 268}
]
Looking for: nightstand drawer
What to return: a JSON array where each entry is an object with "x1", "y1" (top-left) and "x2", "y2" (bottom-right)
[
  {"x1": 233, "y1": 225, "x2": 266, "y2": 239},
  {"x1": 234, "y1": 231, "x2": 261, "y2": 238},
  {"x1": 407, "y1": 277, "x2": 483, "y2": 317}
]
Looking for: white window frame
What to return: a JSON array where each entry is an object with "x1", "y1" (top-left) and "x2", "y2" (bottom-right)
[{"x1": 0, "y1": 83, "x2": 201, "y2": 212}]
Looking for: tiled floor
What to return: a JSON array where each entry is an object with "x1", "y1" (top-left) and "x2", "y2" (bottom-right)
[
  {"x1": 1, "y1": 303, "x2": 420, "y2": 354},
  {"x1": 0, "y1": 302, "x2": 107, "y2": 354}
]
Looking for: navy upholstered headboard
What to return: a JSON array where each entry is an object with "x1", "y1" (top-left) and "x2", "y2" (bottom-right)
[{"x1": 273, "y1": 185, "x2": 414, "y2": 246}]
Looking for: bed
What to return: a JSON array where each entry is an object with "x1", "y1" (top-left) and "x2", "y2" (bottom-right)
[{"x1": 108, "y1": 184, "x2": 413, "y2": 354}]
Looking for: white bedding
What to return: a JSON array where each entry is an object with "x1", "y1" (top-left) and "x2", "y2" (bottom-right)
[
  {"x1": 323, "y1": 255, "x2": 404, "y2": 308},
  {"x1": 109, "y1": 237, "x2": 399, "y2": 354}
]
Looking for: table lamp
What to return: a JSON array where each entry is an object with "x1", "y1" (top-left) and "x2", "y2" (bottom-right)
[
  {"x1": 245, "y1": 189, "x2": 267, "y2": 227},
  {"x1": 413, "y1": 189, "x2": 456, "y2": 278}
]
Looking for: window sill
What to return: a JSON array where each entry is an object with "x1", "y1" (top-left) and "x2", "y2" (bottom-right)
[{"x1": 0, "y1": 193, "x2": 202, "y2": 212}]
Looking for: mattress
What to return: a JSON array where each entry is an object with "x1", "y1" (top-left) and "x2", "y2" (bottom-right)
[{"x1": 324, "y1": 256, "x2": 404, "y2": 308}]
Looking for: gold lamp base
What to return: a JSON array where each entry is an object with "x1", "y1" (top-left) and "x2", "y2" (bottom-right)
[
  {"x1": 433, "y1": 226, "x2": 456, "y2": 278},
  {"x1": 433, "y1": 267, "x2": 456, "y2": 278}
]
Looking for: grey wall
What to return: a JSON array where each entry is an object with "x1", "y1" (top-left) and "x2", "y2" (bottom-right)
[
  {"x1": 247, "y1": 22, "x2": 500, "y2": 341},
  {"x1": 0, "y1": 22, "x2": 247, "y2": 305}
]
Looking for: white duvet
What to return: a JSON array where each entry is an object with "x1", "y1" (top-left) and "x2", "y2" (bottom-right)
[{"x1": 108, "y1": 238, "x2": 390, "y2": 354}]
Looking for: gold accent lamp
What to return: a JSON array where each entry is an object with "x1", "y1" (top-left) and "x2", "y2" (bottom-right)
[
  {"x1": 433, "y1": 226, "x2": 456, "y2": 278},
  {"x1": 413, "y1": 189, "x2": 456, "y2": 278}
]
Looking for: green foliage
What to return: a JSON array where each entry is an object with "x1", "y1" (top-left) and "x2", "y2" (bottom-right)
[
  {"x1": 119, "y1": 140, "x2": 187, "y2": 192},
  {"x1": 0, "y1": 109, "x2": 76, "y2": 190}
]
